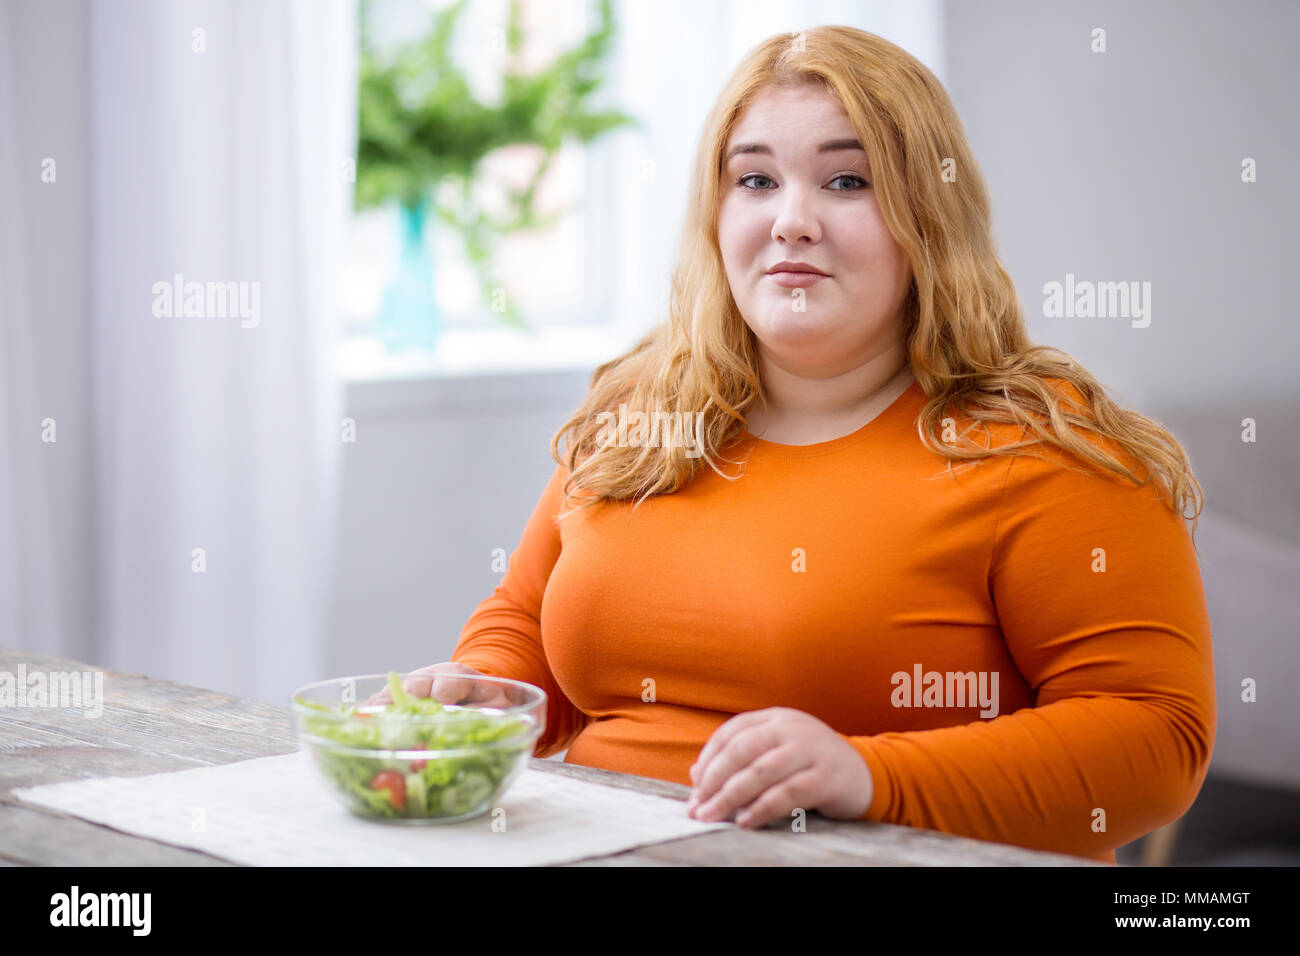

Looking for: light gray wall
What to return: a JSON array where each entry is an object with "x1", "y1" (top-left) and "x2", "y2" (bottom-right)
[
  {"x1": 945, "y1": 0, "x2": 1298, "y2": 411},
  {"x1": 325, "y1": 370, "x2": 593, "y2": 678}
]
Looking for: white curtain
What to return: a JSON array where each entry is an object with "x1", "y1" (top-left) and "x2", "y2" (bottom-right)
[
  {"x1": 0, "y1": 1, "x2": 64, "y2": 658},
  {"x1": 83, "y1": 0, "x2": 356, "y2": 704}
]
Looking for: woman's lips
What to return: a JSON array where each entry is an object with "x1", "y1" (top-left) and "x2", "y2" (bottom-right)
[{"x1": 767, "y1": 271, "x2": 828, "y2": 288}]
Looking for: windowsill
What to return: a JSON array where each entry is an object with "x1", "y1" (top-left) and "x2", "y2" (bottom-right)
[
  {"x1": 338, "y1": 324, "x2": 633, "y2": 384},
  {"x1": 339, "y1": 323, "x2": 638, "y2": 416}
]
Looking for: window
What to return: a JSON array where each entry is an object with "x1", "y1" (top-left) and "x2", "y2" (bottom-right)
[{"x1": 338, "y1": 0, "x2": 631, "y2": 381}]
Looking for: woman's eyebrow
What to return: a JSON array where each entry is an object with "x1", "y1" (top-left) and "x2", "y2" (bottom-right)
[{"x1": 723, "y1": 138, "x2": 865, "y2": 163}]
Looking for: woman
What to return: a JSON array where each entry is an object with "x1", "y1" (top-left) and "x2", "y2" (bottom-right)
[{"x1": 374, "y1": 26, "x2": 1214, "y2": 865}]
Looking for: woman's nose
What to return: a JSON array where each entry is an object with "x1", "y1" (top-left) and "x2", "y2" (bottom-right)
[{"x1": 770, "y1": 185, "x2": 822, "y2": 244}]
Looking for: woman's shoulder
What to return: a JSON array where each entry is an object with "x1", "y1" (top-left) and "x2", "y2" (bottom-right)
[
  {"x1": 1012, "y1": 377, "x2": 1152, "y2": 485},
  {"x1": 935, "y1": 376, "x2": 1083, "y2": 447},
  {"x1": 943, "y1": 376, "x2": 1148, "y2": 482}
]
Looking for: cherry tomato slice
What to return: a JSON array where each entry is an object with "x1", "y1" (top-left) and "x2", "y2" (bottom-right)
[{"x1": 370, "y1": 770, "x2": 406, "y2": 809}]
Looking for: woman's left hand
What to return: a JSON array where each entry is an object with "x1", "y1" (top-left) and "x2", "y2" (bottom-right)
[{"x1": 687, "y1": 707, "x2": 873, "y2": 828}]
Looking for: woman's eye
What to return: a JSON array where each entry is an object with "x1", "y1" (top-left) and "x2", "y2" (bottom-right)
[
  {"x1": 829, "y1": 174, "x2": 869, "y2": 191},
  {"x1": 734, "y1": 173, "x2": 869, "y2": 192}
]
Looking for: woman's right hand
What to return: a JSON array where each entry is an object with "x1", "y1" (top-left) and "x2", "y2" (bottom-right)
[{"x1": 365, "y1": 662, "x2": 516, "y2": 710}]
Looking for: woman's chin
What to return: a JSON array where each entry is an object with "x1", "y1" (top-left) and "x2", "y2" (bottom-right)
[{"x1": 753, "y1": 311, "x2": 843, "y2": 345}]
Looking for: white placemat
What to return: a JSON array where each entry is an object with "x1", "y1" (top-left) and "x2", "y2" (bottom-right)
[{"x1": 11, "y1": 751, "x2": 734, "y2": 866}]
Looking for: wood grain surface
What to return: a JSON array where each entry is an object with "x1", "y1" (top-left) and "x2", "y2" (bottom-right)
[{"x1": 0, "y1": 649, "x2": 1098, "y2": 867}]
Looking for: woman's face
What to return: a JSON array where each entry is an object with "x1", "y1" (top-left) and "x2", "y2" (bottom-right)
[{"x1": 717, "y1": 82, "x2": 913, "y2": 377}]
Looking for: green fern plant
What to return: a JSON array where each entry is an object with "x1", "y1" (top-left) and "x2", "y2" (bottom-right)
[{"x1": 355, "y1": 0, "x2": 638, "y2": 329}]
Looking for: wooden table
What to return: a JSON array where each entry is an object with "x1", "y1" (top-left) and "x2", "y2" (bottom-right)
[{"x1": 0, "y1": 650, "x2": 1099, "y2": 866}]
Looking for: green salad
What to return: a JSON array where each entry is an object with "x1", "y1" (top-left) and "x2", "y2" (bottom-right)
[{"x1": 297, "y1": 672, "x2": 535, "y2": 820}]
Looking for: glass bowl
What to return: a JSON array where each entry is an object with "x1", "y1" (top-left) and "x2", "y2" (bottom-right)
[{"x1": 290, "y1": 672, "x2": 546, "y2": 824}]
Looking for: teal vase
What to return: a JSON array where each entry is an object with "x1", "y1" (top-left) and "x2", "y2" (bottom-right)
[{"x1": 376, "y1": 197, "x2": 441, "y2": 352}]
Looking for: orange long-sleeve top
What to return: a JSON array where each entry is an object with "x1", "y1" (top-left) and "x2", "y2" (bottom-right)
[{"x1": 451, "y1": 377, "x2": 1216, "y2": 864}]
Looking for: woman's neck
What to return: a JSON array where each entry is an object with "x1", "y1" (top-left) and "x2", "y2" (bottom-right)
[{"x1": 745, "y1": 359, "x2": 914, "y2": 445}]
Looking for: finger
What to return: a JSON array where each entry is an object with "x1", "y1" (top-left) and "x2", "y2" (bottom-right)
[
  {"x1": 430, "y1": 673, "x2": 479, "y2": 704},
  {"x1": 694, "y1": 743, "x2": 808, "y2": 823},
  {"x1": 733, "y1": 766, "x2": 820, "y2": 829},
  {"x1": 689, "y1": 710, "x2": 770, "y2": 787},
  {"x1": 366, "y1": 683, "x2": 401, "y2": 706},
  {"x1": 464, "y1": 678, "x2": 517, "y2": 710},
  {"x1": 402, "y1": 663, "x2": 463, "y2": 699},
  {"x1": 690, "y1": 719, "x2": 782, "y2": 809},
  {"x1": 470, "y1": 691, "x2": 516, "y2": 710},
  {"x1": 363, "y1": 664, "x2": 470, "y2": 707},
  {"x1": 403, "y1": 675, "x2": 436, "y2": 698}
]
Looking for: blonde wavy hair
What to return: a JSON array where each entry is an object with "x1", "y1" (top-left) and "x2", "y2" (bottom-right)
[{"x1": 548, "y1": 25, "x2": 1203, "y2": 540}]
